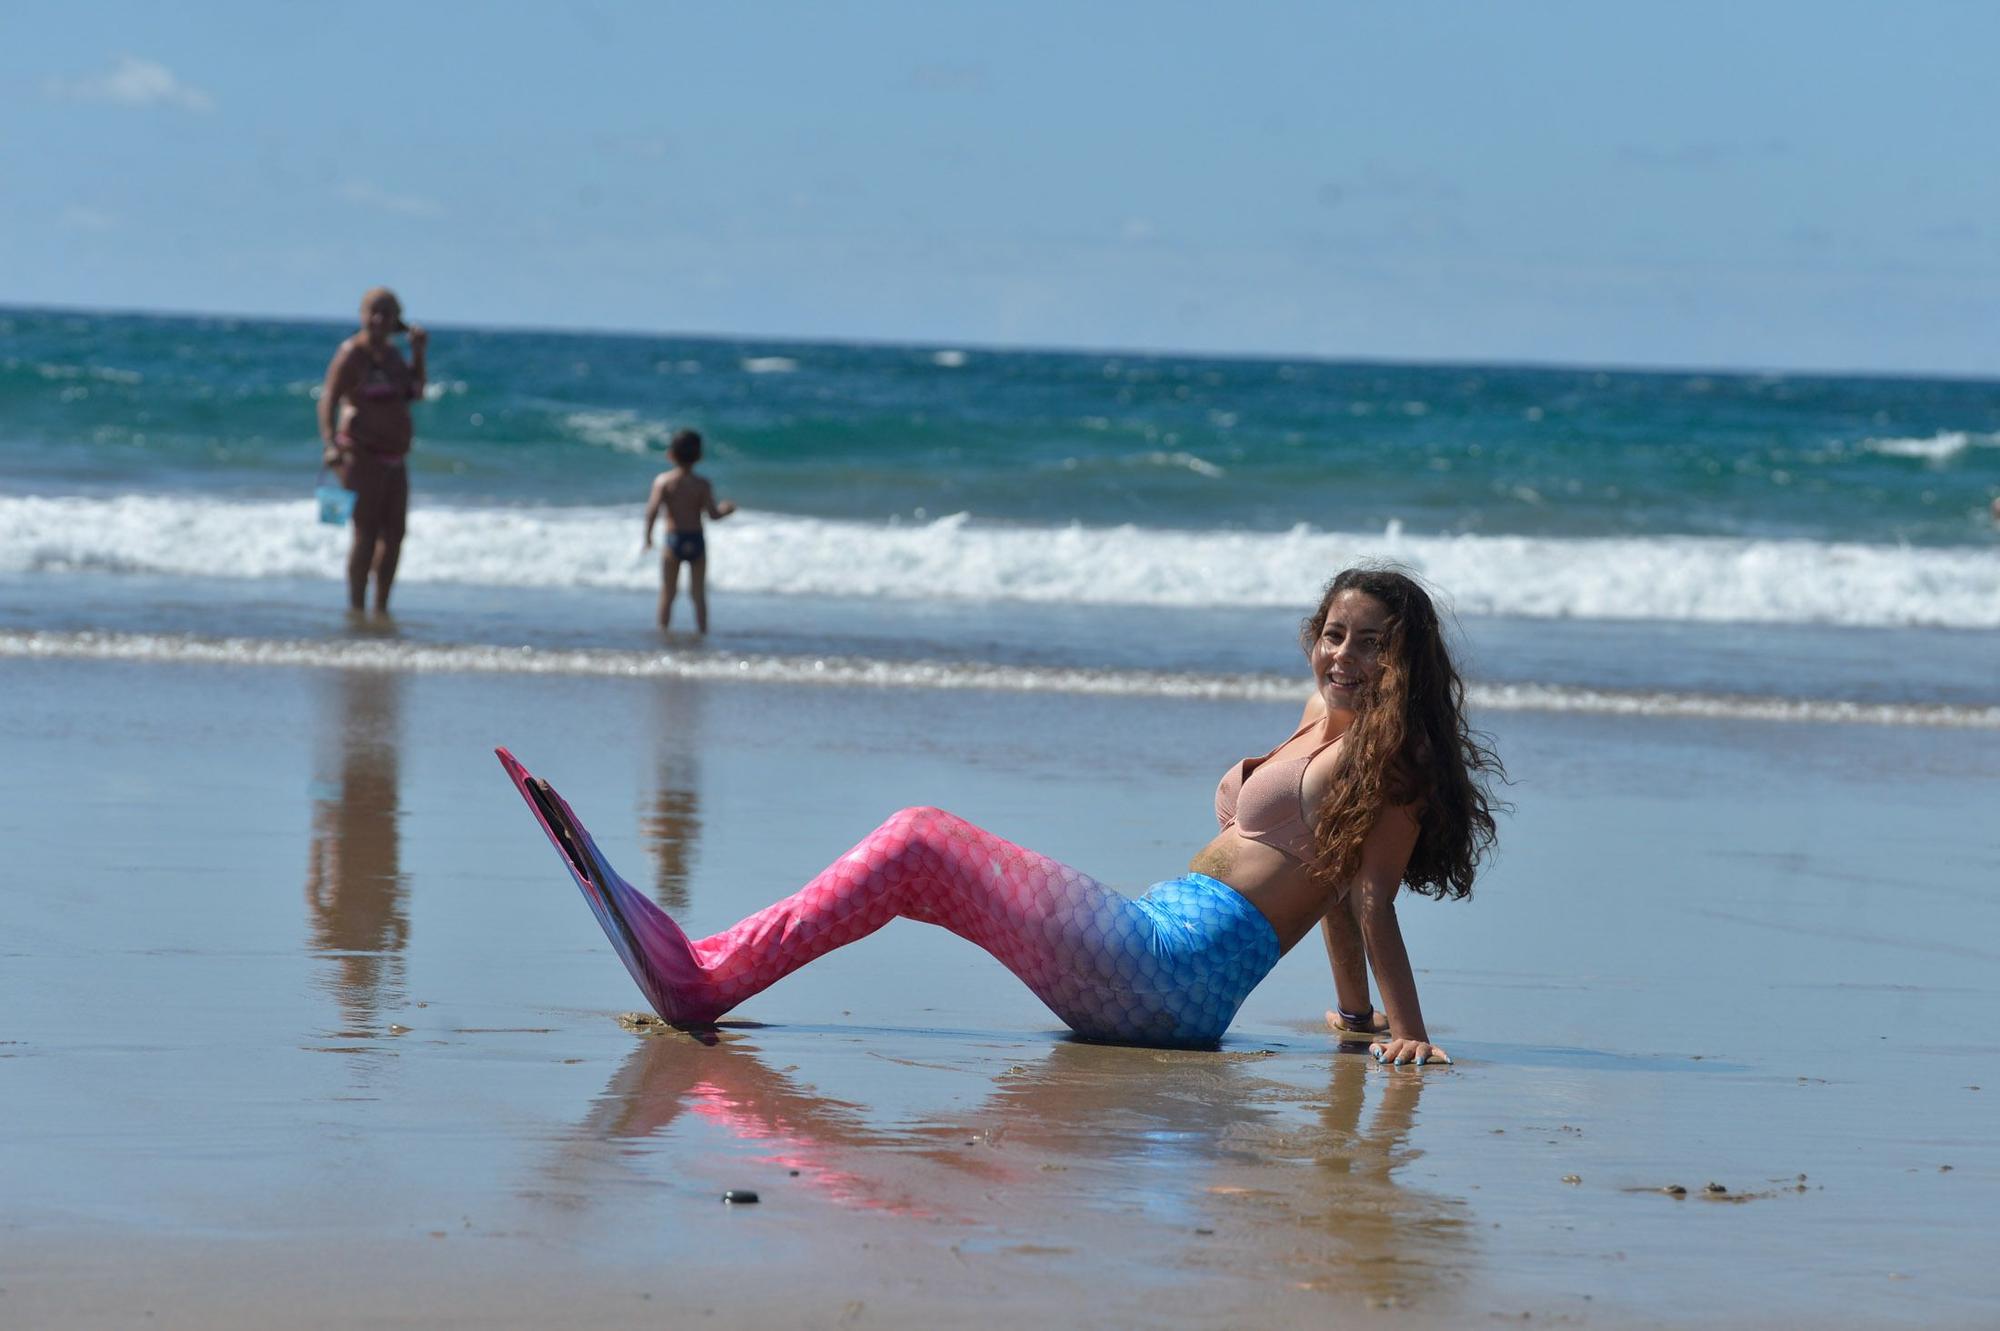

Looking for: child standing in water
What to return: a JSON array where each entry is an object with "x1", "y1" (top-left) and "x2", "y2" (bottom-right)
[{"x1": 643, "y1": 429, "x2": 737, "y2": 633}]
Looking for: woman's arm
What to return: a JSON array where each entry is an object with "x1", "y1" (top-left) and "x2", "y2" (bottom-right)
[
  {"x1": 1349, "y1": 805, "x2": 1450, "y2": 1065},
  {"x1": 1319, "y1": 910, "x2": 1376, "y2": 1029},
  {"x1": 406, "y1": 325, "x2": 428, "y2": 399},
  {"x1": 318, "y1": 343, "x2": 355, "y2": 459}
]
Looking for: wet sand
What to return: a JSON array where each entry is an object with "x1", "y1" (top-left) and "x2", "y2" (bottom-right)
[{"x1": 3, "y1": 657, "x2": 1997, "y2": 1329}]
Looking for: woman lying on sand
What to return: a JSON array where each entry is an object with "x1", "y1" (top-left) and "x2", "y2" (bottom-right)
[{"x1": 498, "y1": 567, "x2": 1504, "y2": 1064}]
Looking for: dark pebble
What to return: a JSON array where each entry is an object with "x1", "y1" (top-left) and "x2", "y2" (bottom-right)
[{"x1": 722, "y1": 1190, "x2": 759, "y2": 1204}]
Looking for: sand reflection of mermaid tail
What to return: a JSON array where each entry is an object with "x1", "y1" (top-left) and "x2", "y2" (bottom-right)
[
  {"x1": 573, "y1": 1032, "x2": 1006, "y2": 1217},
  {"x1": 495, "y1": 748, "x2": 1279, "y2": 1046}
]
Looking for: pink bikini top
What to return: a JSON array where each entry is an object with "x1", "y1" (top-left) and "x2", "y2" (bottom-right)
[
  {"x1": 1214, "y1": 722, "x2": 1338, "y2": 863},
  {"x1": 358, "y1": 353, "x2": 416, "y2": 402}
]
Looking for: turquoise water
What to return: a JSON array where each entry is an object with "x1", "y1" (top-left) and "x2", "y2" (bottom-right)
[
  {"x1": 7, "y1": 306, "x2": 1998, "y2": 539},
  {"x1": 3, "y1": 305, "x2": 1997, "y2": 713}
]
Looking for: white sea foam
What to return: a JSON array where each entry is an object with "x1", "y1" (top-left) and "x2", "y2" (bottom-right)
[
  {"x1": 1138, "y1": 450, "x2": 1226, "y2": 479},
  {"x1": 4, "y1": 628, "x2": 1994, "y2": 728},
  {"x1": 2, "y1": 494, "x2": 1997, "y2": 629},
  {"x1": 563, "y1": 409, "x2": 672, "y2": 455},
  {"x1": 1861, "y1": 430, "x2": 1998, "y2": 462},
  {"x1": 741, "y1": 356, "x2": 798, "y2": 374}
]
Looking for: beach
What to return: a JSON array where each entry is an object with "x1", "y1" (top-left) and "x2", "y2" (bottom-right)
[
  {"x1": 4, "y1": 648, "x2": 1997, "y2": 1329},
  {"x1": 15, "y1": 1, "x2": 2000, "y2": 1314},
  {"x1": 4, "y1": 308, "x2": 1998, "y2": 1326}
]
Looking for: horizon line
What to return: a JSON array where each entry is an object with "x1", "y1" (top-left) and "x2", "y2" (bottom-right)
[{"x1": 5, "y1": 297, "x2": 1997, "y2": 389}]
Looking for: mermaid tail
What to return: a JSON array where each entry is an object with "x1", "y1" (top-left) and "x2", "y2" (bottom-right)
[
  {"x1": 496, "y1": 747, "x2": 713, "y2": 1023},
  {"x1": 496, "y1": 748, "x2": 1280, "y2": 1046}
]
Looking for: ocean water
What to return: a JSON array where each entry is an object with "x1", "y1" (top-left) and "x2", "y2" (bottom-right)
[{"x1": 3, "y1": 306, "x2": 1996, "y2": 722}]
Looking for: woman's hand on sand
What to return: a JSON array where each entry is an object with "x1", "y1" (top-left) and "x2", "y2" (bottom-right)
[{"x1": 1369, "y1": 1037, "x2": 1451, "y2": 1067}]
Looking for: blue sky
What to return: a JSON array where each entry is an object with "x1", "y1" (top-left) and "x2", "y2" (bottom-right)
[{"x1": 6, "y1": 2, "x2": 1997, "y2": 374}]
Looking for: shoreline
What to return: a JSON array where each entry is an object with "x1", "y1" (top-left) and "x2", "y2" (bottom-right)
[{"x1": 3, "y1": 619, "x2": 1996, "y2": 728}]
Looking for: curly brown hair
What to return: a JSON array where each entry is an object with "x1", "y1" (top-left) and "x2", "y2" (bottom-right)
[{"x1": 1302, "y1": 566, "x2": 1505, "y2": 900}]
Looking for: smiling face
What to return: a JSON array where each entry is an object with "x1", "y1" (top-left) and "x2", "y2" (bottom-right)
[{"x1": 1310, "y1": 588, "x2": 1393, "y2": 721}]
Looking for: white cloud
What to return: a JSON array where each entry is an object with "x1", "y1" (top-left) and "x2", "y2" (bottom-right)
[
  {"x1": 337, "y1": 180, "x2": 444, "y2": 220},
  {"x1": 61, "y1": 205, "x2": 117, "y2": 232},
  {"x1": 46, "y1": 55, "x2": 215, "y2": 112}
]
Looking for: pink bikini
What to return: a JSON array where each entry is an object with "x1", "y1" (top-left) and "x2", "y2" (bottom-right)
[{"x1": 1214, "y1": 721, "x2": 1339, "y2": 862}]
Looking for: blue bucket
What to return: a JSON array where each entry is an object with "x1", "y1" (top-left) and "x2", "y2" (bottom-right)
[{"x1": 316, "y1": 474, "x2": 356, "y2": 526}]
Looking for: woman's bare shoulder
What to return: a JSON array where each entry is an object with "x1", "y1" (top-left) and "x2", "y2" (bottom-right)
[{"x1": 1297, "y1": 690, "x2": 1328, "y2": 727}]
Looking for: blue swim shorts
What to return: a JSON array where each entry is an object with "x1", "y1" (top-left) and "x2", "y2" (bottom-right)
[{"x1": 1051, "y1": 871, "x2": 1282, "y2": 1047}]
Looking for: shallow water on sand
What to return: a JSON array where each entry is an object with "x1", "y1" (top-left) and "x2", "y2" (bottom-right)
[{"x1": 3, "y1": 660, "x2": 1997, "y2": 1328}]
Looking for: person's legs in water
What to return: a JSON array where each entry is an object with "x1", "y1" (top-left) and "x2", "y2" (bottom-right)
[
  {"x1": 344, "y1": 455, "x2": 407, "y2": 613},
  {"x1": 370, "y1": 461, "x2": 408, "y2": 613},
  {"x1": 657, "y1": 551, "x2": 682, "y2": 628},
  {"x1": 687, "y1": 555, "x2": 709, "y2": 633},
  {"x1": 345, "y1": 458, "x2": 381, "y2": 612},
  {"x1": 497, "y1": 751, "x2": 1280, "y2": 1047}
]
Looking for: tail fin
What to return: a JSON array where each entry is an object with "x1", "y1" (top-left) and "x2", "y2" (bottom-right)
[{"x1": 495, "y1": 747, "x2": 712, "y2": 1024}]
